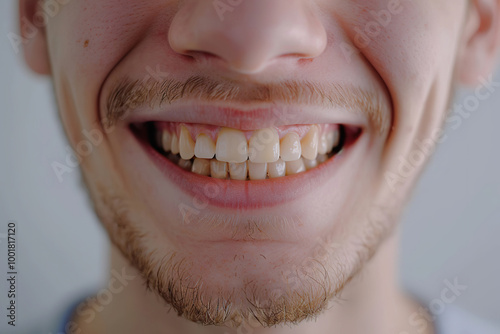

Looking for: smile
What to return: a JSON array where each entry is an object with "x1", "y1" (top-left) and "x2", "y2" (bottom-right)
[
  {"x1": 147, "y1": 122, "x2": 348, "y2": 180},
  {"x1": 130, "y1": 110, "x2": 364, "y2": 210}
]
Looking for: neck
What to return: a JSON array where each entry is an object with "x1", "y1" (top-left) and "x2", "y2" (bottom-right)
[{"x1": 73, "y1": 229, "x2": 432, "y2": 334}]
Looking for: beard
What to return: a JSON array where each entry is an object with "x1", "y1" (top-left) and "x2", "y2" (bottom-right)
[{"x1": 86, "y1": 178, "x2": 396, "y2": 329}]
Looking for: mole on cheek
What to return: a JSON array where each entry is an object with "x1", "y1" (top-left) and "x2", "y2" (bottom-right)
[{"x1": 84, "y1": 40, "x2": 89, "y2": 48}]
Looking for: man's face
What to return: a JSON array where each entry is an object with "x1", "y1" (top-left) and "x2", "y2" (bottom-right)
[{"x1": 32, "y1": 0, "x2": 474, "y2": 326}]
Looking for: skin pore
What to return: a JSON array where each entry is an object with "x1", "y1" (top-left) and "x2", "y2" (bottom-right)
[{"x1": 19, "y1": 0, "x2": 500, "y2": 333}]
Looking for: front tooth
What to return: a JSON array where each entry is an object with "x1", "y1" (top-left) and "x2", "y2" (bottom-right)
[
  {"x1": 179, "y1": 126, "x2": 195, "y2": 160},
  {"x1": 267, "y1": 159, "x2": 286, "y2": 178},
  {"x1": 303, "y1": 158, "x2": 318, "y2": 170},
  {"x1": 248, "y1": 161, "x2": 267, "y2": 180},
  {"x1": 216, "y1": 128, "x2": 248, "y2": 163},
  {"x1": 318, "y1": 132, "x2": 328, "y2": 155},
  {"x1": 301, "y1": 125, "x2": 319, "y2": 160},
  {"x1": 178, "y1": 158, "x2": 192, "y2": 171},
  {"x1": 326, "y1": 129, "x2": 340, "y2": 153},
  {"x1": 191, "y1": 158, "x2": 211, "y2": 176},
  {"x1": 229, "y1": 162, "x2": 248, "y2": 180},
  {"x1": 161, "y1": 130, "x2": 171, "y2": 152},
  {"x1": 194, "y1": 134, "x2": 216, "y2": 159},
  {"x1": 171, "y1": 133, "x2": 180, "y2": 155},
  {"x1": 286, "y1": 158, "x2": 306, "y2": 175},
  {"x1": 210, "y1": 160, "x2": 228, "y2": 179},
  {"x1": 280, "y1": 132, "x2": 301, "y2": 161},
  {"x1": 249, "y1": 128, "x2": 279, "y2": 163}
]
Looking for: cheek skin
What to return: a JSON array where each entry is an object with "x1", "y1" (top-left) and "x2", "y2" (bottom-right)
[{"x1": 331, "y1": 0, "x2": 466, "y2": 198}]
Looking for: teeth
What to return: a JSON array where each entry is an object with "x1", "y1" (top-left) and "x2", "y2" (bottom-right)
[
  {"x1": 210, "y1": 160, "x2": 228, "y2": 179},
  {"x1": 162, "y1": 130, "x2": 172, "y2": 152},
  {"x1": 301, "y1": 126, "x2": 319, "y2": 160},
  {"x1": 216, "y1": 127, "x2": 248, "y2": 163},
  {"x1": 303, "y1": 158, "x2": 318, "y2": 170},
  {"x1": 286, "y1": 158, "x2": 306, "y2": 175},
  {"x1": 326, "y1": 129, "x2": 340, "y2": 153},
  {"x1": 191, "y1": 158, "x2": 211, "y2": 176},
  {"x1": 158, "y1": 124, "x2": 345, "y2": 180},
  {"x1": 280, "y1": 132, "x2": 302, "y2": 161},
  {"x1": 249, "y1": 128, "x2": 280, "y2": 163},
  {"x1": 229, "y1": 162, "x2": 248, "y2": 180},
  {"x1": 178, "y1": 158, "x2": 192, "y2": 171},
  {"x1": 318, "y1": 132, "x2": 328, "y2": 155},
  {"x1": 194, "y1": 134, "x2": 216, "y2": 159},
  {"x1": 179, "y1": 126, "x2": 195, "y2": 160},
  {"x1": 248, "y1": 161, "x2": 268, "y2": 180},
  {"x1": 267, "y1": 158, "x2": 286, "y2": 178},
  {"x1": 171, "y1": 133, "x2": 180, "y2": 155},
  {"x1": 317, "y1": 154, "x2": 328, "y2": 164}
]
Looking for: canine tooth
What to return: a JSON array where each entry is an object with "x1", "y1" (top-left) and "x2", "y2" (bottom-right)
[
  {"x1": 318, "y1": 132, "x2": 328, "y2": 154},
  {"x1": 191, "y1": 158, "x2": 211, "y2": 176},
  {"x1": 249, "y1": 128, "x2": 279, "y2": 163},
  {"x1": 210, "y1": 160, "x2": 228, "y2": 179},
  {"x1": 248, "y1": 161, "x2": 267, "y2": 180},
  {"x1": 303, "y1": 158, "x2": 318, "y2": 170},
  {"x1": 301, "y1": 125, "x2": 319, "y2": 160},
  {"x1": 286, "y1": 158, "x2": 306, "y2": 175},
  {"x1": 229, "y1": 162, "x2": 248, "y2": 180},
  {"x1": 280, "y1": 132, "x2": 301, "y2": 161},
  {"x1": 326, "y1": 129, "x2": 340, "y2": 153},
  {"x1": 268, "y1": 159, "x2": 286, "y2": 178},
  {"x1": 216, "y1": 128, "x2": 248, "y2": 163},
  {"x1": 179, "y1": 126, "x2": 195, "y2": 160},
  {"x1": 178, "y1": 158, "x2": 192, "y2": 171},
  {"x1": 194, "y1": 134, "x2": 216, "y2": 159},
  {"x1": 171, "y1": 134, "x2": 180, "y2": 155}
]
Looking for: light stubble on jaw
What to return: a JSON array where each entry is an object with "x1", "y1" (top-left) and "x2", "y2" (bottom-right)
[{"x1": 86, "y1": 182, "x2": 390, "y2": 328}]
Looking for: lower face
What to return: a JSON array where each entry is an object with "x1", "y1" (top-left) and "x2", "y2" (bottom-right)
[{"x1": 46, "y1": 0, "x2": 466, "y2": 326}]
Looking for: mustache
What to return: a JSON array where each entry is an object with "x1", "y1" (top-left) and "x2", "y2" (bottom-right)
[{"x1": 105, "y1": 75, "x2": 389, "y2": 132}]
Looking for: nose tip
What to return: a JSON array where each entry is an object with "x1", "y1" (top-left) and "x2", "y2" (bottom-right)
[{"x1": 168, "y1": 0, "x2": 327, "y2": 74}]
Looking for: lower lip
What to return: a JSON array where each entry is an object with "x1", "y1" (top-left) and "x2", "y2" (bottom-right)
[{"x1": 133, "y1": 126, "x2": 358, "y2": 210}]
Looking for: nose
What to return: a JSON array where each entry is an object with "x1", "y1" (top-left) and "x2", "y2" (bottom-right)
[{"x1": 168, "y1": 0, "x2": 327, "y2": 74}]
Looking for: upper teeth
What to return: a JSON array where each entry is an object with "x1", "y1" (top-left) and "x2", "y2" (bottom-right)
[{"x1": 156, "y1": 124, "x2": 341, "y2": 179}]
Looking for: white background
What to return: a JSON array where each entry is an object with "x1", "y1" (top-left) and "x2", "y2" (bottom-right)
[{"x1": 0, "y1": 1, "x2": 499, "y2": 333}]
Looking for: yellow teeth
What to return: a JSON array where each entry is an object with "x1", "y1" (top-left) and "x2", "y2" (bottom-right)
[
  {"x1": 194, "y1": 134, "x2": 216, "y2": 159},
  {"x1": 156, "y1": 124, "x2": 343, "y2": 180},
  {"x1": 178, "y1": 158, "x2": 192, "y2": 171},
  {"x1": 229, "y1": 162, "x2": 248, "y2": 180},
  {"x1": 171, "y1": 134, "x2": 179, "y2": 155},
  {"x1": 191, "y1": 158, "x2": 211, "y2": 176},
  {"x1": 179, "y1": 126, "x2": 195, "y2": 160},
  {"x1": 162, "y1": 131, "x2": 172, "y2": 152},
  {"x1": 285, "y1": 158, "x2": 306, "y2": 175},
  {"x1": 280, "y1": 132, "x2": 302, "y2": 161},
  {"x1": 268, "y1": 159, "x2": 286, "y2": 178},
  {"x1": 303, "y1": 158, "x2": 318, "y2": 170},
  {"x1": 301, "y1": 125, "x2": 319, "y2": 160},
  {"x1": 210, "y1": 160, "x2": 228, "y2": 179},
  {"x1": 248, "y1": 161, "x2": 268, "y2": 180},
  {"x1": 216, "y1": 127, "x2": 248, "y2": 163},
  {"x1": 249, "y1": 128, "x2": 280, "y2": 163}
]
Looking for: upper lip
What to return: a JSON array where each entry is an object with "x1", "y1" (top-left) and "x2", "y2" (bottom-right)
[{"x1": 121, "y1": 101, "x2": 370, "y2": 130}]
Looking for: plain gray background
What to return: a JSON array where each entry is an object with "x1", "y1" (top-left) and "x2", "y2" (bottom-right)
[{"x1": 0, "y1": 1, "x2": 499, "y2": 333}]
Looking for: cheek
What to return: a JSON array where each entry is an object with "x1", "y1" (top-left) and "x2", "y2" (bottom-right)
[{"x1": 46, "y1": 1, "x2": 173, "y2": 143}]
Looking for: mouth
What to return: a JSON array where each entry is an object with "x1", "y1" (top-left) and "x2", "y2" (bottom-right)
[{"x1": 131, "y1": 119, "x2": 363, "y2": 209}]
